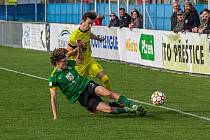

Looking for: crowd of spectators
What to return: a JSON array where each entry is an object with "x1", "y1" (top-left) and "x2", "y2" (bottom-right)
[
  {"x1": 171, "y1": 1, "x2": 210, "y2": 34},
  {"x1": 92, "y1": 1, "x2": 210, "y2": 34},
  {"x1": 93, "y1": 8, "x2": 143, "y2": 30}
]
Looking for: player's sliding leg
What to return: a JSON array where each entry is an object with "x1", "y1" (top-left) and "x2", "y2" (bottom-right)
[
  {"x1": 100, "y1": 73, "x2": 122, "y2": 107},
  {"x1": 94, "y1": 85, "x2": 146, "y2": 115},
  {"x1": 96, "y1": 102, "x2": 128, "y2": 114},
  {"x1": 96, "y1": 70, "x2": 122, "y2": 107}
]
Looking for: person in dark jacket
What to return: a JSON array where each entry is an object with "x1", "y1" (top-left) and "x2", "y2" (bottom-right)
[
  {"x1": 119, "y1": 8, "x2": 131, "y2": 28},
  {"x1": 192, "y1": 9, "x2": 209, "y2": 33},
  {"x1": 171, "y1": 1, "x2": 181, "y2": 31},
  {"x1": 108, "y1": 13, "x2": 120, "y2": 27},
  {"x1": 183, "y1": 1, "x2": 200, "y2": 32}
]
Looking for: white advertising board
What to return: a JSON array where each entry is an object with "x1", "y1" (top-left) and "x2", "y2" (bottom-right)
[
  {"x1": 50, "y1": 23, "x2": 79, "y2": 51},
  {"x1": 22, "y1": 23, "x2": 47, "y2": 51},
  {"x1": 117, "y1": 28, "x2": 163, "y2": 68},
  {"x1": 91, "y1": 26, "x2": 120, "y2": 60}
]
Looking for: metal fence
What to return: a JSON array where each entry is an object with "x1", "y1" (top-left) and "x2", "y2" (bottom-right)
[{"x1": 0, "y1": 1, "x2": 207, "y2": 30}]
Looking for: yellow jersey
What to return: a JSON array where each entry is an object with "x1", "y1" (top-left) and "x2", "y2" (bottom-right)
[{"x1": 69, "y1": 28, "x2": 92, "y2": 65}]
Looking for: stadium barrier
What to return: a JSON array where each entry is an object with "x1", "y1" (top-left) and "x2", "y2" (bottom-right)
[
  {"x1": 1, "y1": 21, "x2": 210, "y2": 75},
  {"x1": 0, "y1": 21, "x2": 22, "y2": 48}
]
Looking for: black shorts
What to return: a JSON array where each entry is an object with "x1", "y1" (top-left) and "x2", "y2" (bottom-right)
[{"x1": 78, "y1": 81, "x2": 103, "y2": 112}]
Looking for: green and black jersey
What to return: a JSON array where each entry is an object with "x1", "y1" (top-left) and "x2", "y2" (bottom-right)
[{"x1": 48, "y1": 60, "x2": 90, "y2": 104}]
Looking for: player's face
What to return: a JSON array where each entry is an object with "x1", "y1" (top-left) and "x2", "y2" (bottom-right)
[
  {"x1": 56, "y1": 57, "x2": 67, "y2": 70},
  {"x1": 83, "y1": 18, "x2": 93, "y2": 31}
]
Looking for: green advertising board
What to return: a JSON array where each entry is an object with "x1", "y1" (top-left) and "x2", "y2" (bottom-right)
[{"x1": 139, "y1": 34, "x2": 155, "y2": 61}]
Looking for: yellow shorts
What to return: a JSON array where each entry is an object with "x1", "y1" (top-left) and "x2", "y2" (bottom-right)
[{"x1": 75, "y1": 58, "x2": 103, "y2": 78}]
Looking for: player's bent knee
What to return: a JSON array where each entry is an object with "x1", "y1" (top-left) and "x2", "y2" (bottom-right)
[{"x1": 101, "y1": 74, "x2": 109, "y2": 83}]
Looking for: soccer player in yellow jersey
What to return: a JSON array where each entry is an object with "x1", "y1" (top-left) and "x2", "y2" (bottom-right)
[{"x1": 67, "y1": 12, "x2": 112, "y2": 91}]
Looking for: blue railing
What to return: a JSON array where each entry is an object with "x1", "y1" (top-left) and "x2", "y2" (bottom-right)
[{"x1": 0, "y1": 3, "x2": 207, "y2": 30}]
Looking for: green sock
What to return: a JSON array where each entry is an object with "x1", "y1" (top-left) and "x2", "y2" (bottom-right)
[
  {"x1": 118, "y1": 95, "x2": 134, "y2": 108},
  {"x1": 110, "y1": 107, "x2": 128, "y2": 114}
]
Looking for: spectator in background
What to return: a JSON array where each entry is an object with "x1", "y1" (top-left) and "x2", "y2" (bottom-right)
[
  {"x1": 129, "y1": 9, "x2": 143, "y2": 29},
  {"x1": 183, "y1": 1, "x2": 200, "y2": 32},
  {"x1": 171, "y1": 1, "x2": 181, "y2": 31},
  {"x1": 173, "y1": 11, "x2": 184, "y2": 33},
  {"x1": 93, "y1": 15, "x2": 105, "y2": 26},
  {"x1": 108, "y1": 13, "x2": 120, "y2": 27},
  {"x1": 192, "y1": 9, "x2": 210, "y2": 34},
  {"x1": 119, "y1": 8, "x2": 131, "y2": 28},
  {"x1": 202, "y1": 17, "x2": 210, "y2": 34}
]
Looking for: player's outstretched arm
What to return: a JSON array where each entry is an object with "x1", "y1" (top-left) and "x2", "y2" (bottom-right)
[
  {"x1": 90, "y1": 33, "x2": 105, "y2": 42},
  {"x1": 66, "y1": 41, "x2": 83, "y2": 64},
  {"x1": 50, "y1": 88, "x2": 57, "y2": 120},
  {"x1": 66, "y1": 44, "x2": 79, "y2": 56}
]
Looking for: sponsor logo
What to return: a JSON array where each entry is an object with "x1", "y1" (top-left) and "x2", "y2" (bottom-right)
[
  {"x1": 91, "y1": 35, "x2": 118, "y2": 50},
  {"x1": 65, "y1": 72, "x2": 74, "y2": 81},
  {"x1": 23, "y1": 25, "x2": 30, "y2": 48},
  {"x1": 125, "y1": 38, "x2": 138, "y2": 52},
  {"x1": 139, "y1": 34, "x2": 155, "y2": 61},
  {"x1": 58, "y1": 28, "x2": 71, "y2": 48},
  {"x1": 162, "y1": 40, "x2": 204, "y2": 64}
]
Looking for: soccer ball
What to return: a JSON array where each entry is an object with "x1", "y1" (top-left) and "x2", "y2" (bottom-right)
[{"x1": 151, "y1": 91, "x2": 166, "y2": 105}]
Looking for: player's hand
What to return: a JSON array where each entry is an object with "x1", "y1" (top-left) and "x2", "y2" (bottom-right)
[
  {"x1": 76, "y1": 39, "x2": 82, "y2": 47},
  {"x1": 76, "y1": 40, "x2": 86, "y2": 48},
  {"x1": 98, "y1": 37, "x2": 105, "y2": 42},
  {"x1": 52, "y1": 116, "x2": 57, "y2": 120}
]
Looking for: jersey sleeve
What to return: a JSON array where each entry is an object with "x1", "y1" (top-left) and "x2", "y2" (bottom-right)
[
  {"x1": 48, "y1": 75, "x2": 57, "y2": 89},
  {"x1": 69, "y1": 32, "x2": 77, "y2": 48}
]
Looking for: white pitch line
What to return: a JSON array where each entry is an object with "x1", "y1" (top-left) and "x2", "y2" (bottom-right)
[
  {"x1": 0, "y1": 67, "x2": 48, "y2": 81},
  {"x1": 130, "y1": 98, "x2": 210, "y2": 121},
  {"x1": 1, "y1": 66, "x2": 210, "y2": 121}
]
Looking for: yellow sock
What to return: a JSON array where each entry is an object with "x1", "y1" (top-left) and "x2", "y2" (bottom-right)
[{"x1": 101, "y1": 74, "x2": 112, "y2": 90}]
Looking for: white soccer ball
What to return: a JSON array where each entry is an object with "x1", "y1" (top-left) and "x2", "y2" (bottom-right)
[{"x1": 151, "y1": 91, "x2": 166, "y2": 105}]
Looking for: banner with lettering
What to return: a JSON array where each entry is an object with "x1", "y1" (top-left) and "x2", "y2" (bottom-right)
[
  {"x1": 162, "y1": 32, "x2": 210, "y2": 74},
  {"x1": 117, "y1": 28, "x2": 163, "y2": 68},
  {"x1": 91, "y1": 26, "x2": 119, "y2": 60}
]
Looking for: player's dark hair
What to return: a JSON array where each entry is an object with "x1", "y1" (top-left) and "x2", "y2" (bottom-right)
[
  {"x1": 82, "y1": 12, "x2": 97, "y2": 21},
  {"x1": 50, "y1": 48, "x2": 68, "y2": 66}
]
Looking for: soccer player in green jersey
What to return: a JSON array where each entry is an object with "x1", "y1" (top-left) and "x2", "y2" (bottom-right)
[{"x1": 49, "y1": 48, "x2": 146, "y2": 120}]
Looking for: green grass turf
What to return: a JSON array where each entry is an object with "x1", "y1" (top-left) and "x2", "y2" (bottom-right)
[{"x1": 0, "y1": 46, "x2": 210, "y2": 139}]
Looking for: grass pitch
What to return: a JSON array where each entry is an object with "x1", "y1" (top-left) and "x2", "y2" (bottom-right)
[{"x1": 0, "y1": 46, "x2": 210, "y2": 140}]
